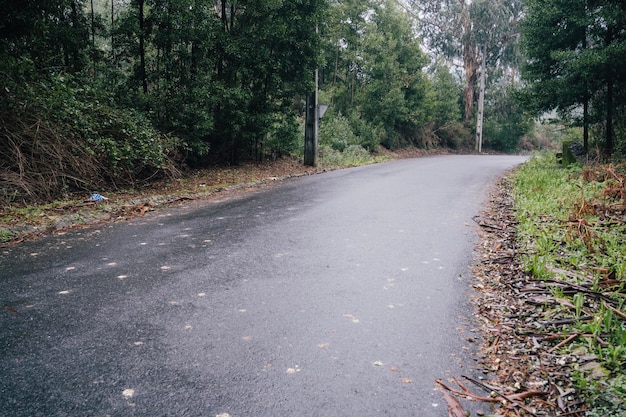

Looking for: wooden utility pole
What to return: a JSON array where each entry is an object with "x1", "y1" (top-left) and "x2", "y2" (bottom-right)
[
  {"x1": 304, "y1": 71, "x2": 318, "y2": 167},
  {"x1": 304, "y1": 24, "x2": 320, "y2": 167}
]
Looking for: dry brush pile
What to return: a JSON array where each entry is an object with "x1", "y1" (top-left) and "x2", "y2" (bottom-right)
[{"x1": 0, "y1": 86, "x2": 181, "y2": 206}]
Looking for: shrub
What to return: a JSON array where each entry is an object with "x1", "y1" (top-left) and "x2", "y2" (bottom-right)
[
  {"x1": 265, "y1": 112, "x2": 302, "y2": 159},
  {"x1": 319, "y1": 113, "x2": 359, "y2": 152},
  {"x1": 0, "y1": 73, "x2": 181, "y2": 203}
]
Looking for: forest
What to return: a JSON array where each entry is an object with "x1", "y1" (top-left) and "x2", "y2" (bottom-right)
[{"x1": 1, "y1": 0, "x2": 625, "y2": 203}]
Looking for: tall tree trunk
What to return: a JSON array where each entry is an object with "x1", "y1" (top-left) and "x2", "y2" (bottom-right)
[
  {"x1": 605, "y1": 28, "x2": 614, "y2": 157},
  {"x1": 582, "y1": 33, "x2": 589, "y2": 153},
  {"x1": 90, "y1": 0, "x2": 95, "y2": 48},
  {"x1": 90, "y1": 0, "x2": 96, "y2": 75},
  {"x1": 111, "y1": 0, "x2": 115, "y2": 60},
  {"x1": 463, "y1": 51, "x2": 477, "y2": 125},
  {"x1": 138, "y1": 0, "x2": 148, "y2": 95},
  {"x1": 216, "y1": 0, "x2": 227, "y2": 77},
  {"x1": 460, "y1": 1, "x2": 477, "y2": 125},
  {"x1": 70, "y1": 0, "x2": 80, "y2": 71},
  {"x1": 606, "y1": 74, "x2": 614, "y2": 157}
]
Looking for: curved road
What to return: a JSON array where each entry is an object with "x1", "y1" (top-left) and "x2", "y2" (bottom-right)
[{"x1": 1, "y1": 155, "x2": 526, "y2": 417}]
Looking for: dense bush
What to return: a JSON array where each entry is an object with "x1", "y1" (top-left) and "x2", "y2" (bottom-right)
[
  {"x1": 0, "y1": 74, "x2": 181, "y2": 203},
  {"x1": 265, "y1": 112, "x2": 303, "y2": 159},
  {"x1": 319, "y1": 113, "x2": 359, "y2": 152}
]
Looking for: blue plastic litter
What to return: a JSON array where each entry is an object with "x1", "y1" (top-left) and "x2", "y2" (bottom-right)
[{"x1": 89, "y1": 193, "x2": 108, "y2": 201}]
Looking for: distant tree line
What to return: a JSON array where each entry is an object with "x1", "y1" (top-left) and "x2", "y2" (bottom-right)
[{"x1": 0, "y1": 0, "x2": 539, "y2": 202}]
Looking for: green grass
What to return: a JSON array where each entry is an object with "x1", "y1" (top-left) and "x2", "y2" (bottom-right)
[
  {"x1": 318, "y1": 144, "x2": 390, "y2": 167},
  {"x1": 512, "y1": 152, "x2": 626, "y2": 415}
]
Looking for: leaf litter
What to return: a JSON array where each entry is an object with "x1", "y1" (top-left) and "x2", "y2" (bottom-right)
[{"x1": 437, "y1": 170, "x2": 626, "y2": 417}]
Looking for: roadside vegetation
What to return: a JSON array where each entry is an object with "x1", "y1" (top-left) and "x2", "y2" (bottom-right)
[
  {"x1": 435, "y1": 151, "x2": 626, "y2": 416},
  {"x1": 513, "y1": 152, "x2": 626, "y2": 415},
  {"x1": 1, "y1": 0, "x2": 533, "y2": 207},
  {"x1": 0, "y1": 147, "x2": 401, "y2": 246}
]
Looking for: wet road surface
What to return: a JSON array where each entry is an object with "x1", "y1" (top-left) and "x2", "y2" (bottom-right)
[{"x1": 1, "y1": 155, "x2": 527, "y2": 416}]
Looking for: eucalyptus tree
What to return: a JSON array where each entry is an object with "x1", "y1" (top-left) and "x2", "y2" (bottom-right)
[{"x1": 410, "y1": 0, "x2": 523, "y2": 125}]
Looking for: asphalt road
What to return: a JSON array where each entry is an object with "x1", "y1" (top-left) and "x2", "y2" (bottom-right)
[{"x1": 1, "y1": 155, "x2": 527, "y2": 417}]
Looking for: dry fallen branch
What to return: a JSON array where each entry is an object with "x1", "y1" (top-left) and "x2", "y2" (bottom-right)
[
  {"x1": 549, "y1": 333, "x2": 580, "y2": 353},
  {"x1": 603, "y1": 301, "x2": 626, "y2": 321},
  {"x1": 462, "y1": 375, "x2": 547, "y2": 416},
  {"x1": 436, "y1": 378, "x2": 497, "y2": 403},
  {"x1": 435, "y1": 383, "x2": 469, "y2": 417}
]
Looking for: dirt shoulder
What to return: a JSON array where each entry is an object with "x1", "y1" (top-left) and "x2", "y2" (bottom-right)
[
  {"x1": 0, "y1": 148, "x2": 444, "y2": 246},
  {"x1": 439, "y1": 175, "x2": 596, "y2": 416}
]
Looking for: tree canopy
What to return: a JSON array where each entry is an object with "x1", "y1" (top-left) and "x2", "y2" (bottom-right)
[
  {"x1": 1, "y1": 0, "x2": 534, "y2": 203},
  {"x1": 518, "y1": 0, "x2": 626, "y2": 156}
]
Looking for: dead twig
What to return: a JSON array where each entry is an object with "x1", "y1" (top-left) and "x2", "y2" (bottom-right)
[
  {"x1": 435, "y1": 382, "x2": 469, "y2": 417},
  {"x1": 603, "y1": 301, "x2": 626, "y2": 321},
  {"x1": 436, "y1": 379, "x2": 497, "y2": 403},
  {"x1": 549, "y1": 333, "x2": 580, "y2": 353},
  {"x1": 462, "y1": 375, "x2": 547, "y2": 416}
]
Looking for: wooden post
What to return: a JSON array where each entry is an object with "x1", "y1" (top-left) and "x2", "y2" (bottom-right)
[
  {"x1": 304, "y1": 66, "x2": 319, "y2": 167},
  {"x1": 304, "y1": 23, "x2": 319, "y2": 167},
  {"x1": 304, "y1": 90, "x2": 317, "y2": 166}
]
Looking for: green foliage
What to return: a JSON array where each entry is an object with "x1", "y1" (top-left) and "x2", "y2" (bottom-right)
[
  {"x1": 0, "y1": 0, "x2": 90, "y2": 73},
  {"x1": 577, "y1": 374, "x2": 626, "y2": 417},
  {"x1": 519, "y1": 0, "x2": 626, "y2": 157},
  {"x1": 347, "y1": 113, "x2": 384, "y2": 152},
  {"x1": 483, "y1": 87, "x2": 533, "y2": 153},
  {"x1": 319, "y1": 113, "x2": 359, "y2": 152},
  {"x1": 435, "y1": 121, "x2": 473, "y2": 150},
  {"x1": 0, "y1": 71, "x2": 181, "y2": 202},
  {"x1": 42, "y1": 74, "x2": 180, "y2": 177},
  {"x1": 418, "y1": 63, "x2": 471, "y2": 150},
  {"x1": 427, "y1": 64, "x2": 463, "y2": 128},
  {"x1": 319, "y1": 144, "x2": 384, "y2": 167},
  {"x1": 265, "y1": 112, "x2": 302, "y2": 158},
  {"x1": 321, "y1": 0, "x2": 431, "y2": 149}
]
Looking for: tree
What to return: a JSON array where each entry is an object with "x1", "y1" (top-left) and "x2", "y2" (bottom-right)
[
  {"x1": 111, "y1": 0, "x2": 324, "y2": 164},
  {"x1": 0, "y1": 0, "x2": 90, "y2": 76},
  {"x1": 519, "y1": 0, "x2": 626, "y2": 157},
  {"x1": 421, "y1": 62, "x2": 468, "y2": 149},
  {"x1": 320, "y1": 0, "x2": 429, "y2": 149},
  {"x1": 411, "y1": 0, "x2": 523, "y2": 125},
  {"x1": 359, "y1": 0, "x2": 429, "y2": 148},
  {"x1": 209, "y1": 0, "x2": 324, "y2": 163}
]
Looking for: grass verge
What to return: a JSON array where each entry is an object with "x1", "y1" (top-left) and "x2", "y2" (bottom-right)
[{"x1": 512, "y1": 152, "x2": 626, "y2": 416}]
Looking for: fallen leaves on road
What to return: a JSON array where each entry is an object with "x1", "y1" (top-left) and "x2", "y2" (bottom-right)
[{"x1": 122, "y1": 388, "x2": 135, "y2": 399}]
